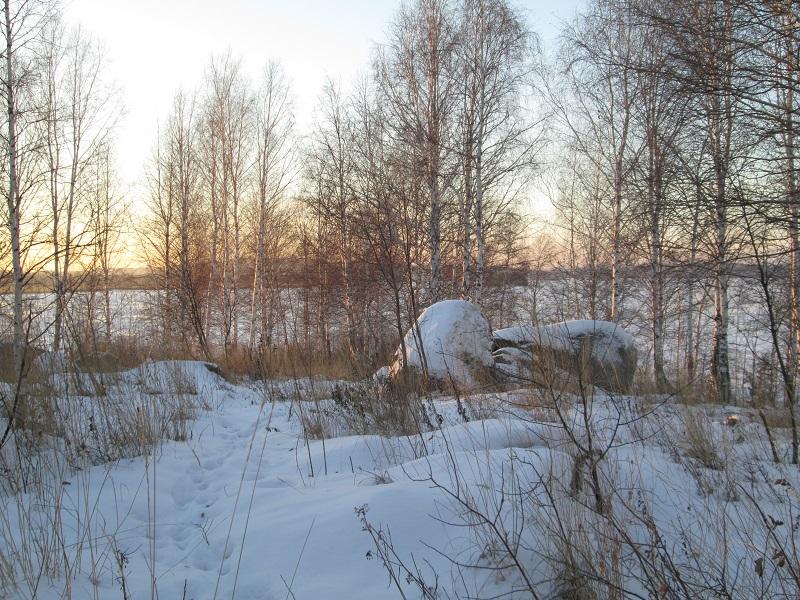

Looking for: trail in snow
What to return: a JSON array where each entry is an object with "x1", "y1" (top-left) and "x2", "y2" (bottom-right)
[{"x1": 8, "y1": 362, "x2": 543, "y2": 600}]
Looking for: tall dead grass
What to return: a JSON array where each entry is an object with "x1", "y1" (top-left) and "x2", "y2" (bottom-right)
[{"x1": 0, "y1": 359, "x2": 205, "y2": 595}]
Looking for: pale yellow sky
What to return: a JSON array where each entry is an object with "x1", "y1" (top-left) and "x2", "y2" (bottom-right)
[{"x1": 65, "y1": 0, "x2": 583, "y2": 220}]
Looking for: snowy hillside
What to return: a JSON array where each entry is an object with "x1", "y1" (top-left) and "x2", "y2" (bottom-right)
[{"x1": 2, "y1": 361, "x2": 798, "y2": 599}]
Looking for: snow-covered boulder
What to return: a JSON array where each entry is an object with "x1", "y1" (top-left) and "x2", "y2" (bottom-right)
[
  {"x1": 493, "y1": 320, "x2": 637, "y2": 393},
  {"x1": 388, "y1": 300, "x2": 494, "y2": 390}
]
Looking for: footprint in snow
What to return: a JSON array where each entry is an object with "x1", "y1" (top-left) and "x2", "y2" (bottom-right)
[{"x1": 170, "y1": 482, "x2": 194, "y2": 508}]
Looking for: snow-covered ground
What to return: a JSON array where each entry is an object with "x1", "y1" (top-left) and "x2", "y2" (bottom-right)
[{"x1": 1, "y1": 361, "x2": 799, "y2": 599}]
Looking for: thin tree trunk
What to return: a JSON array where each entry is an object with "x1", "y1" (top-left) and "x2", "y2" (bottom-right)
[
  {"x1": 102, "y1": 153, "x2": 113, "y2": 343},
  {"x1": 461, "y1": 122, "x2": 473, "y2": 300},
  {"x1": 685, "y1": 197, "x2": 700, "y2": 380},
  {"x1": 429, "y1": 168, "x2": 442, "y2": 304},
  {"x1": 4, "y1": 0, "x2": 24, "y2": 374},
  {"x1": 250, "y1": 185, "x2": 267, "y2": 350},
  {"x1": 712, "y1": 179, "x2": 731, "y2": 405},
  {"x1": 205, "y1": 132, "x2": 219, "y2": 345},
  {"x1": 609, "y1": 62, "x2": 631, "y2": 322},
  {"x1": 474, "y1": 142, "x2": 485, "y2": 306}
]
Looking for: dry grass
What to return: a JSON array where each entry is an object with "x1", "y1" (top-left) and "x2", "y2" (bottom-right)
[
  {"x1": 674, "y1": 376, "x2": 719, "y2": 406},
  {"x1": 63, "y1": 329, "x2": 347, "y2": 383},
  {"x1": 747, "y1": 354, "x2": 780, "y2": 408},
  {"x1": 681, "y1": 408, "x2": 726, "y2": 471},
  {"x1": 299, "y1": 378, "x2": 435, "y2": 440},
  {"x1": 185, "y1": 341, "x2": 394, "y2": 382},
  {"x1": 526, "y1": 351, "x2": 602, "y2": 399},
  {"x1": 3, "y1": 333, "x2": 390, "y2": 385},
  {"x1": 73, "y1": 333, "x2": 182, "y2": 372},
  {"x1": 758, "y1": 406, "x2": 795, "y2": 430},
  {"x1": 4, "y1": 363, "x2": 200, "y2": 467},
  {"x1": 0, "y1": 359, "x2": 205, "y2": 594},
  {"x1": 0, "y1": 343, "x2": 43, "y2": 383}
]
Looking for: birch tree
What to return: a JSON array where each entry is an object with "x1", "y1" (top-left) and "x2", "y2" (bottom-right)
[
  {"x1": 250, "y1": 61, "x2": 293, "y2": 352},
  {"x1": 661, "y1": 0, "x2": 745, "y2": 404},
  {"x1": 169, "y1": 92, "x2": 209, "y2": 356},
  {"x1": 731, "y1": 0, "x2": 799, "y2": 458},
  {"x1": 457, "y1": 0, "x2": 537, "y2": 305},
  {"x1": 556, "y1": 0, "x2": 641, "y2": 321},
  {"x1": 378, "y1": 0, "x2": 458, "y2": 305},
  {"x1": 85, "y1": 144, "x2": 126, "y2": 348},
  {"x1": 1, "y1": 0, "x2": 53, "y2": 372},
  {"x1": 305, "y1": 79, "x2": 359, "y2": 353},
  {"x1": 41, "y1": 23, "x2": 118, "y2": 351},
  {"x1": 202, "y1": 54, "x2": 252, "y2": 350},
  {"x1": 630, "y1": 0, "x2": 688, "y2": 390}
]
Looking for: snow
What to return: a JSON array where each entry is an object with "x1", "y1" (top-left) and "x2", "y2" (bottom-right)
[
  {"x1": 0, "y1": 361, "x2": 543, "y2": 599},
  {"x1": 2, "y1": 360, "x2": 799, "y2": 599},
  {"x1": 494, "y1": 319, "x2": 634, "y2": 358},
  {"x1": 388, "y1": 299, "x2": 494, "y2": 389},
  {"x1": 372, "y1": 365, "x2": 389, "y2": 383}
]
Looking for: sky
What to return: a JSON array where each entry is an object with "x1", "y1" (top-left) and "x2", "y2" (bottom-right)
[{"x1": 65, "y1": 0, "x2": 585, "y2": 208}]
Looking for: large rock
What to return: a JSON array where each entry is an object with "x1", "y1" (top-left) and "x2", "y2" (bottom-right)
[
  {"x1": 492, "y1": 346, "x2": 534, "y2": 381},
  {"x1": 388, "y1": 300, "x2": 494, "y2": 390},
  {"x1": 493, "y1": 320, "x2": 637, "y2": 393}
]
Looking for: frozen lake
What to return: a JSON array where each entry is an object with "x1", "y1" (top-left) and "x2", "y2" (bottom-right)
[{"x1": 0, "y1": 277, "x2": 781, "y2": 398}]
